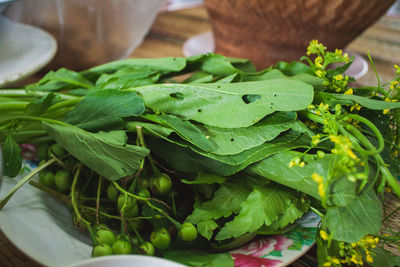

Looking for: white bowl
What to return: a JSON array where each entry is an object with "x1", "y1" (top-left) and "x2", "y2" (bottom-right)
[{"x1": 67, "y1": 255, "x2": 187, "y2": 267}]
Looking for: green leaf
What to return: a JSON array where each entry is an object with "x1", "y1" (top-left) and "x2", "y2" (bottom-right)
[
  {"x1": 246, "y1": 151, "x2": 329, "y2": 200},
  {"x1": 196, "y1": 117, "x2": 293, "y2": 155},
  {"x1": 186, "y1": 181, "x2": 251, "y2": 224},
  {"x1": 24, "y1": 93, "x2": 57, "y2": 116},
  {"x1": 43, "y1": 122, "x2": 149, "y2": 180},
  {"x1": 142, "y1": 114, "x2": 212, "y2": 152},
  {"x1": 133, "y1": 79, "x2": 314, "y2": 128},
  {"x1": 187, "y1": 54, "x2": 240, "y2": 76},
  {"x1": 319, "y1": 92, "x2": 400, "y2": 110},
  {"x1": 163, "y1": 250, "x2": 234, "y2": 267},
  {"x1": 258, "y1": 197, "x2": 310, "y2": 234},
  {"x1": 64, "y1": 89, "x2": 145, "y2": 126},
  {"x1": 215, "y1": 184, "x2": 295, "y2": 240},
  {"x1": 81, "y1": 57, "x2": 186, "y2": 80},
  {"x1": 183, "y1": 72, "x2": 214, "y2": 84},
  {"x1": 275, "y1": 61, "x2": 313, "y2": 76},
  {"x1": 96, "y1": 69, "x2": 160, "y2": 89},
  {"x1": 125, "y1": 121, "x2": 174, "y2": 138},
  {"x1": 30, "y1": 68, "x2": 93, "y2": 89},
  {"x1": 369, "y1": 247, "x2": 400, "y2": 267},
  {"x1": 2, "y1": 135, "x2": 22, "y2": 178},
  {"x1": 324, "y1": 189, "x2": 383, "y2": 243},
  {"x1": 215, "y1": 73, "x2": 242, "y2": 83},
  {"x1": 197, "y1": 220, "x2": 219, "y2": 241},
  {"x1": 147, "y1": 131, "x2": 306, "y2": 176},
  {"x1": 181, "y1": 172, "x2": 228, "y2": 185}
]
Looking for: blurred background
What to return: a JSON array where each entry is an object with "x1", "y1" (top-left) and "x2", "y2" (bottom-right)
[{"x1": 0, "y1": 0, "x2": 399, "y2": 87}]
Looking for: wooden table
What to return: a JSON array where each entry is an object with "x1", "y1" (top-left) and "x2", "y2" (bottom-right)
[{"x1": 1, "y1": 6, "x2": 400, "y2": 267}]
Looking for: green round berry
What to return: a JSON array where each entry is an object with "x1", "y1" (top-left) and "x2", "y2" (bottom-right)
[
  {"x1": 150, "y1": 228, "x2": 171, "y2": 250},
  {"x1": 178, "y1": 223, "x2": 198, "y2": 242},
  {"x1": 95, "y1": 229, "x2": 116, "y2": 246},
  {"x1": 106, "y1": 184, "x2": 118, "y2": 202},
  {"x1": 151, "y1": 173, "x2": 172, "y2": 195},
  {"x1": 112, "y1": 240, "x2": 132, "y2": 255},
  {"x1": 117, "y1": 195, "x2": 139, "y2": 218},
  {"x1": 92, "y1": 244, "x2": 113, "y2": 257},
  {"x1": 48, "y1": 143, "x2": 66, "y2": 158},
  {"x1": 138, "y1": 242, "x2": 155, "y2": 256},
  {"x1": 54, "y1": 169, "x2": 72, "y2": 192},
  {"x1": 38, "y1": 171, "x2": 55, "y2": 188}
]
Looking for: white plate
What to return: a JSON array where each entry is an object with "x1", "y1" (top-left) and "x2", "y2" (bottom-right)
[
  {"x1": 67, "y1": 255, "x2": 186, "y2": 267},
  {"x1": 183, "y1": 31, "x2": 368, "y2": 80},
  {"x1": 0, "y1": 162, "x2": 320, "y2": 266},
  {"x1": 0, "y1": 16, "x2": 57, "y2": 88}
]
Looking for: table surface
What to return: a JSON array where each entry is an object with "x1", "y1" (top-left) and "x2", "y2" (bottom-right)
[{"x1": 1, "y1": 6, "x2": 400, "y2": 267}]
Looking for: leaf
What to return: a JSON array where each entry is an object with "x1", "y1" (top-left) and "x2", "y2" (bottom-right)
[
  {"x1": 319, "y1": 92, "x2": 400, "y2": 110},
  {"x1": 147, "y1": 131, "x2": 306, "y2": 176},
  {"x1": 324, "y1": 189, "x2": 383, "y2": 243},
  {"x1": 64, "y1": 89, "x2": 145, "y2": 126},
  {"x1": 96, "y1": 68, "x2": 160, "y2": 90},
  {"x1": 215, "y1": 183, "x2": 294, "y2": 240},
  {"x1": 258, "y1": 197, "x2": 310, "y2": 234},
  {"x1": 369, "y1": 247, "x2": 400, "y2": 267},
  {"x1": 246, "y1": 151, "x2": 328, "y2": 200},
  {"x1": 197, "y1": 220, "x2": 219, "y2": 240},
  {"x1": 142, "y1": 114, "x2": 212, "y2": 152},
  {"x1": 163, "y1": 250, "x2": 234, "y2": 267},
  {"x1": 43, "y1": 122, "x2": 149, "y2": 180},
  {"x1": 181, "y1": 172, "x2": 228, "y2": 185},
  {"x1": 196, "y1": 117, "x2": 293, "y2": 155},
  {"x1": 186, "y1": 181, "x2": 251, "y2": 224},
  {"x1": 187, "y1": 54, "x2": 240, "y2": 76},
  {"x1": 2, "y1": 135, "x2": 22, "y2": 178},
  {"x1": 29, "y1": 68, "x2": 93, "y2": 90},
  {"x1": 275, "y1": 61, "x2": 313, "y2": 76},
  {"x1": 125, "y1": 121, "x2": 174, "y2": 137},
  {"x1": 132, "y1": 79, "x2": 314, "y2": 128},
  {"x1": 24, "y1": 93, "x2": 57, "y2": 116},
  {"x1": 81, "y1": 57, "x2": 187, "y2": 80},
  {"x1": 216, "y1": 73, "x2": 242, "y2": 83},
  {"x1": 183, "y1": 72, "x2": 214, "y2": 84}
]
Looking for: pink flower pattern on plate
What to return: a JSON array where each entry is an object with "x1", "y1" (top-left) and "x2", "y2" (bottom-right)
[{"x1": 230, "y1": 235, "x2": 293, "y2": 267}]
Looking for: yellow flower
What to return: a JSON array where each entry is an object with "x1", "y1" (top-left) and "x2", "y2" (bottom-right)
[
  {"x1": 298, "y1": 161, "x2": 306, "y2": 167},
  {"x1": 316, "y1": 70, "x2": 326, "y2": 78},
  {"x1": 323, "y1": 262, "x2": 331, "y2": 267},
  {"x1": 344, "y1": 88, "x2": 353, "y2": 95},
  {"x1": 320, "y1": 230, "x2": 329, "y2": 241},
  {"x1": 366, "y1": 254, "x2": 374, "y2": 263},
  {"x1": 383, "y1": 97, "x2": 398, "y2": 114},
  {"x1": 335, "y1": 49, "x2": 343, "y2": 56},
  {"x1": 312, "y1": 173, "x2": 323, "y2": 184},
  {"x1": 334, "y1": 74, "x2": 343, "y2": 81},
  {"x1": 332, "y1": 258, "x2": 340, "y2": 264},
  {"x1": 350, "y1": 103, "x2": 362, "y2": 112},
  {"x1": 395, "y1": 64, "x2": 400, "y2": 74},
  {"x1": 318, "y1": 184, "x2": 326, "y2": 197}
]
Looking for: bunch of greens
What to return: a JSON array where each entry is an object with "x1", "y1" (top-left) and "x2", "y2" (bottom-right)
[{"x1": 1, "y1": 40, "x2": 400, "y2": 266}]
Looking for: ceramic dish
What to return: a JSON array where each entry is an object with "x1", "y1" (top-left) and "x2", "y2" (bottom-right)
[
  {"x1": 183, "y1": 31, "x2": 368, "y2": 80},
  {"x1": 0, "y1": 162, "x2": 320, "y2": 266},
  {"x1": 0, "y1": 16, "x2": 57, "y2": 88}
]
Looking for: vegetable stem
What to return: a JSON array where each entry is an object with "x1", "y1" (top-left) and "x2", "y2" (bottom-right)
[{"x1": 0, "y1": 158, "x2": 56, "y2": 210}]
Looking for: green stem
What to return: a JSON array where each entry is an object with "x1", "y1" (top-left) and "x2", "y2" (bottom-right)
[
  {"x1": 0, "y1": 103, "x2": 27, "y2": 112},
  {"x1": 47, "y1": 97, "x2": 83, "y2": 112},
  {"x1": 0, "y1": 89, "x2": 78, "y2": 100},
  {"x1": 344, "y1": 114, "x2": 384, "y2": 155},
  {"x1": 136, "y1": 126, "x2": 159, "y2": 175},
  {"x1": 0, "y1": 115, "x2": 66, "y2": 129},
  {"x1": 96, "y1": 176, "x2": 102, "y2": 225},
  {"x1": 112, "y1": 181, "x2": 182, "y2": 229},
  {"x1": 0, "y1": 158, "x2": 56, "y2": 210},
  {"x1": 70, "y1": 165, "x2": 96, "y2": 243},
  {"x1": 310, "y1": 206, "x2": 324, "y2": 218},
  {"x1": 29, "y1": 180, "x2": 70, "y2": 203}
]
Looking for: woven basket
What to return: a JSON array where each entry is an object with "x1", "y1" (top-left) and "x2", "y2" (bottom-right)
[{"x1": 204, "y1": 0, "x2": 395, "y2": 69}]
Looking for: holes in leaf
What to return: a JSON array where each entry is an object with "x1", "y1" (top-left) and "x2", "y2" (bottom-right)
[
  {"x1": 197, "y1": 108, "x2": 202, "y2": 112},
  {"x1": 169, "y1": 92, "x2": 184, "y2": 101},
  {"x1": 242, "y1": 94, "x2": 261, "y2": 104},
  {"x1": 274, "y1": 94, "x2": 277, "y2": 97},
  {"x1": 230, "y1": 138, "x2": 234, "y2": 142},
  {"x1": 217, "y1": 85, "x2": 221, "y2": 88}
]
